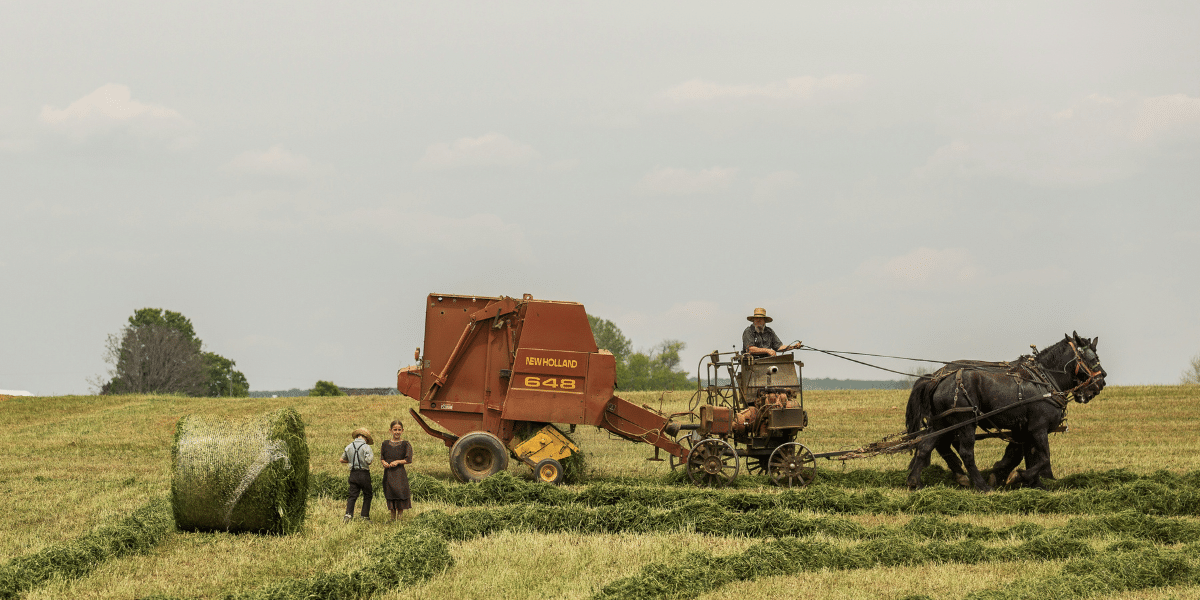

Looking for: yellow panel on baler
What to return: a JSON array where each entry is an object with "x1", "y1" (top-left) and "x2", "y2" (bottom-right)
[{"x1": 512, "y1": 425, "x2": 580, "y2": 466}]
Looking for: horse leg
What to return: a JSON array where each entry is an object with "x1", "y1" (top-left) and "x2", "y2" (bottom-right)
[
  {"x1": 1024, "y1": 442, "x2": 1056, "y2": 481},
  {"x1": 952, "y1": 429, "x2": 992, "y2": 492},
  {"x1": 1015, "y1": 430, "x2": 1052, "y2": 489},
  {"x1": 992, "y1": 438, "x2": 1025, "y2": 487},
  {"x1": 935, "y1": 439, "x2": 970, "y2": 487},
  {"x1": 907, "y1": 436, "x2": 937, "y2": 490}
]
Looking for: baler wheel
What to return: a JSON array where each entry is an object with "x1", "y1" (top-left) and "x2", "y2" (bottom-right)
[
  {"x1": 449, "y1": 431, "x2": 509, "y2": 482},
  {"x1": 686, "y1": 438, "x2": 739, "y2": 487},
  {"x1": 767, "y1": 442, "x2": 816, "y2": 488},
  {"x1": 534, "y1": 458, "x2": 565, "y2": 485}
]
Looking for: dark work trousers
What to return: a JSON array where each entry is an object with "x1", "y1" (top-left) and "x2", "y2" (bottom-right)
[{"x1": 346, "y1": 469, "x2": 373, "y2": 517}]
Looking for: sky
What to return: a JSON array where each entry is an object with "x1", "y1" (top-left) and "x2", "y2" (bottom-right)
[{"x1": 2, "y1": 2, "x2": 1198, "y2": 395}]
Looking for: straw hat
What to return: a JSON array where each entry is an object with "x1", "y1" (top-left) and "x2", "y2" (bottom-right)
[
  {"x1": 351, "y1": 428, "x2": 374, "y2": 445},
  {"x1": 746, "y1": 307, "x2": 773, "y2": 323}
]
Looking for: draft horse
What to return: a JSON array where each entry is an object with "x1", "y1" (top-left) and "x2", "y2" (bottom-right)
[{"x1": 905, "y1": 332, "x2": 1106, "y2": 491}]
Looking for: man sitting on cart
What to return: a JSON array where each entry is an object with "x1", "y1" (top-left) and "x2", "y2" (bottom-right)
[{"x1": 742, "y1": 307, "x2": 802, "y2": 357}]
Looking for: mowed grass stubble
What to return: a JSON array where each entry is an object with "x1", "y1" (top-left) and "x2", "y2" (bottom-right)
[{"x1": 1, "y1": 384, "x2": 1199, "y2": 599}]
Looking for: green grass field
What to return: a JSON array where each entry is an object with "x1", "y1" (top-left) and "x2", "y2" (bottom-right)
[{"x1": 2, "y1": 385, "x2": 1200, "y2": 599}]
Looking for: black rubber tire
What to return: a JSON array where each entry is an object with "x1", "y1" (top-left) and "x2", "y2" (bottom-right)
[
  {"x1": 449, "y1": 431, "x2": 509, "y2": 482},
  {"x1": 534, "y1": 458, "x2": 565, "y2": 485}
]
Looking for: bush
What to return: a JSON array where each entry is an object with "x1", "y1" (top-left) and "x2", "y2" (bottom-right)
[{"x1": 309, "y1": 381, "x2": 344, "y2": 396}]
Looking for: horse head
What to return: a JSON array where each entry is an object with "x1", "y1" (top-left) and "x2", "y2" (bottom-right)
[{"x1": 1066, "y1": 331, "x2": 1106, "y2": 403}]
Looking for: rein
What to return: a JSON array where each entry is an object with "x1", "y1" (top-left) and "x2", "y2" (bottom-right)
[
  {"x1": 797, "y1": 345, "x2": 950, "y2": 378},
  {"x1": 796, "y1": 342, "x2": 1102, "y2": 402}
]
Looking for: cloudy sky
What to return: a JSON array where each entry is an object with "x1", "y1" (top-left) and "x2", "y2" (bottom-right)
[{"x1": 2, "y1": 2, "x2": 1198, "y2": 395}]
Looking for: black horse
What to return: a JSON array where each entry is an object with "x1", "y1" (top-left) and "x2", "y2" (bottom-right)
[{"x1": 905, "y1": 332, "x2": 1106, "y2": 491}]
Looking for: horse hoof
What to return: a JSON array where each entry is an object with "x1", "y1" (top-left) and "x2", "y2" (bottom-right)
[
  {"x1": 955, "y1": 474, "x2": 971, "y2": 488},
  {"x1": 987, "y1": 473, "x2": 997, "y2": 487},
  {"x1": 1006, "y1": 469, "x2": 1024, "y2": 486}
]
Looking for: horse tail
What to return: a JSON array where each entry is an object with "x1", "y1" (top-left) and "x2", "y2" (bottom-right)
[{"x1": 905, "y1": 376, "x2": 934, "y2": 434}]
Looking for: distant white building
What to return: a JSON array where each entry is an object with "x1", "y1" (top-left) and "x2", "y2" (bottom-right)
[{"x1": 0, "y1": 390, "x2": 33, "y2": 396}]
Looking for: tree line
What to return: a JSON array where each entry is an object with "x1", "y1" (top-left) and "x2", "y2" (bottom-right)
[
  {"x1": 94, "y1": 308, "x2": 248, "y2": 396},
  {"x1": 587, "y1": 314, "x2": 692, "y2": 391}
]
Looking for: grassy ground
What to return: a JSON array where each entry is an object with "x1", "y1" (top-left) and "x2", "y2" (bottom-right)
[{"x1": 1, "y1": 385, "x2": 1199, "y2": 599}]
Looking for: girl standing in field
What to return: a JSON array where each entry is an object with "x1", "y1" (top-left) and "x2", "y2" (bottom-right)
[{"x1": 380, "y1": 419, "x2": 413, "y2": 521}]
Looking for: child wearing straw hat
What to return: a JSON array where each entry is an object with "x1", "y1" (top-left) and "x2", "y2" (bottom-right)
[{"x1": 339, "y1": 427, "x2": 374, "y2": 522}]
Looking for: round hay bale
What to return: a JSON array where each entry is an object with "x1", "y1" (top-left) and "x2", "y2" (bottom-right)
[{"x1": 171, "y1": 407, "x2": 309, "y2": 534}]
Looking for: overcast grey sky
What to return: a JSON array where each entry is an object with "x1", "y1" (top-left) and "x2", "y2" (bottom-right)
[{"x1": 2, "y1": 2, "x2": 1198, "y2": 395}]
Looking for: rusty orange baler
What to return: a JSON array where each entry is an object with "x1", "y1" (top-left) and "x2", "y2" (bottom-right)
[{"x1": 397, "y1": 293, "x2": 690, "y2": 484}]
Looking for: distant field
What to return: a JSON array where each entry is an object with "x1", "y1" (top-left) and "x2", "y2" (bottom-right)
[{"x1": 2, "y1": 385, "x2": 1200, "y2": 599}]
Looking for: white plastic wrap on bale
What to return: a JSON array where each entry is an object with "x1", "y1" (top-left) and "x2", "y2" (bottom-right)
[{"x1": 171, "y1": 407, "x2": 309, "y2": 534}]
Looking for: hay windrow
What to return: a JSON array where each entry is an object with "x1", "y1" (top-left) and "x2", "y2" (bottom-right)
[
  {"x1": 141, "y1": 527, "x2": 453, "y2": 600},
  {"x1": 0, "y1": 499, "x2": 172, "y2": 600},
  {"x1": 964, "y1": 547, "x2": 1199, "y2": 600},
  {"x1": 589, "y1": 531, "x2": 1108, "y2": 600},
  {"x1": 227, "y1": 528, "x2": 453, "y2": 600},
  {"x1": 395, "y1": 471, "x2": 1200, "y2": 517},
  {"x1": 172, "y1": 408, "x2": 309, "y2": 534},
  {"x1": 57, "y1": 492, "x2": 1200, "y2": 600},
  {"x1": 589, "y1": 537, "x2": 991, "y2": 600}
]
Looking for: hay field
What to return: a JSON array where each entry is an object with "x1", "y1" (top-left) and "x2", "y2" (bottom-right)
[{"x1": 1, "y1": 385, "x2": 1200, "y2": 599}]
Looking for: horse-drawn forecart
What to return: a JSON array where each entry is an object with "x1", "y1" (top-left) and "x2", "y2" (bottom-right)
[
  {"x1": 399, "y1": 293, "x2": 1107, "y2": 490},
  {"x1": 676, "y1": 331, "x2": 1106, "y2": 490}
]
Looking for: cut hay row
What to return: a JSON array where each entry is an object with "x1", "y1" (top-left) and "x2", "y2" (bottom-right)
[
  {"x1": 135, "y1": 504, "x2": 1200, "y2": 599},
  {"x1": 962, "y1": 545, "x2": 1200, "y2": 600},
  {"x1": 591, "y1": 535, "x2": 1200, "y2": 600},
  {"x1": 308, "y1": 466, "x2": 1200, "y2": 505},
  {"x1": 748, "y1": 466, "x2": 1200, "y2": 491},
  {"x1": 139, "y1": 527, "x2": 452, "y2": 600},
  {"x1": 388, "y1": 471, "x2": 1200, "y2": 517},
  {"x1": 221, "y1": 527, "x2": 452, "y2": 600},
  {"x1": 22, "y1": 497, "x2": 1198, "y2": 599},
  {"x1": 409, "y1": 503, "x2": 1200, "y2": 546},
  {"x1": 0, "y1": 499, "x2": 172, "y2": 600},
  {"x1": 792, "y1": 465, "x2": 1200, "y2": 491}
]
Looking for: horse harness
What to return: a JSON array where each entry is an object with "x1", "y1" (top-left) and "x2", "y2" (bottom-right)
[
  {"x1": 833, "y1": 341, "x2": 1103, "y2": 460},
  {"x1": 920, "y1": 356, "x2": 1073, "y2": 433}
]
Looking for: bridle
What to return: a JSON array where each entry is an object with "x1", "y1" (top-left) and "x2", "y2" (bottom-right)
[{"x1": 1064, "y1": 340, "x2": 1105, "y2": 399}]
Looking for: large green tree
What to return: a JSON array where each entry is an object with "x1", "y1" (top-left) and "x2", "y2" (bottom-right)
[
  {"x1": 204, "y1": 352, "x2": 250, "y2": 397},
  {"x1": 100, "y1": 324, "x2": 207, "y2": 395},
  {"x1": 587, "y1": 314, "x2": 632, "y2": 364},
  {"x1": 587, "y1": 314, "x2": 691, "y2": 391},
  {"x1": 128, "y1": 308, "x2": 200, "y2": 346},
  {"x1": 98, "y1": 308, "x2": 249, "y2": 396},
  {"x1": 623, "y1": 340, "x2": 693, "y2": 391}
]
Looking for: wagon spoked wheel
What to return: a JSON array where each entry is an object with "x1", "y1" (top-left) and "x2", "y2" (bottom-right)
[
  {"x1": 686, "y1": 438, "x2": 740, "y2": 487},
  {"x1": 767, "y1": 442, "x2": 816, "y2": 488},
  {"x1": 744, "y1": 456, "x2": 768, "y2": 476}
]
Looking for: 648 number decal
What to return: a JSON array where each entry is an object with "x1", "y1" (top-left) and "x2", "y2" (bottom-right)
[{"x1": 521, "y1": 376, "x2": 578, "y2": 391}]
